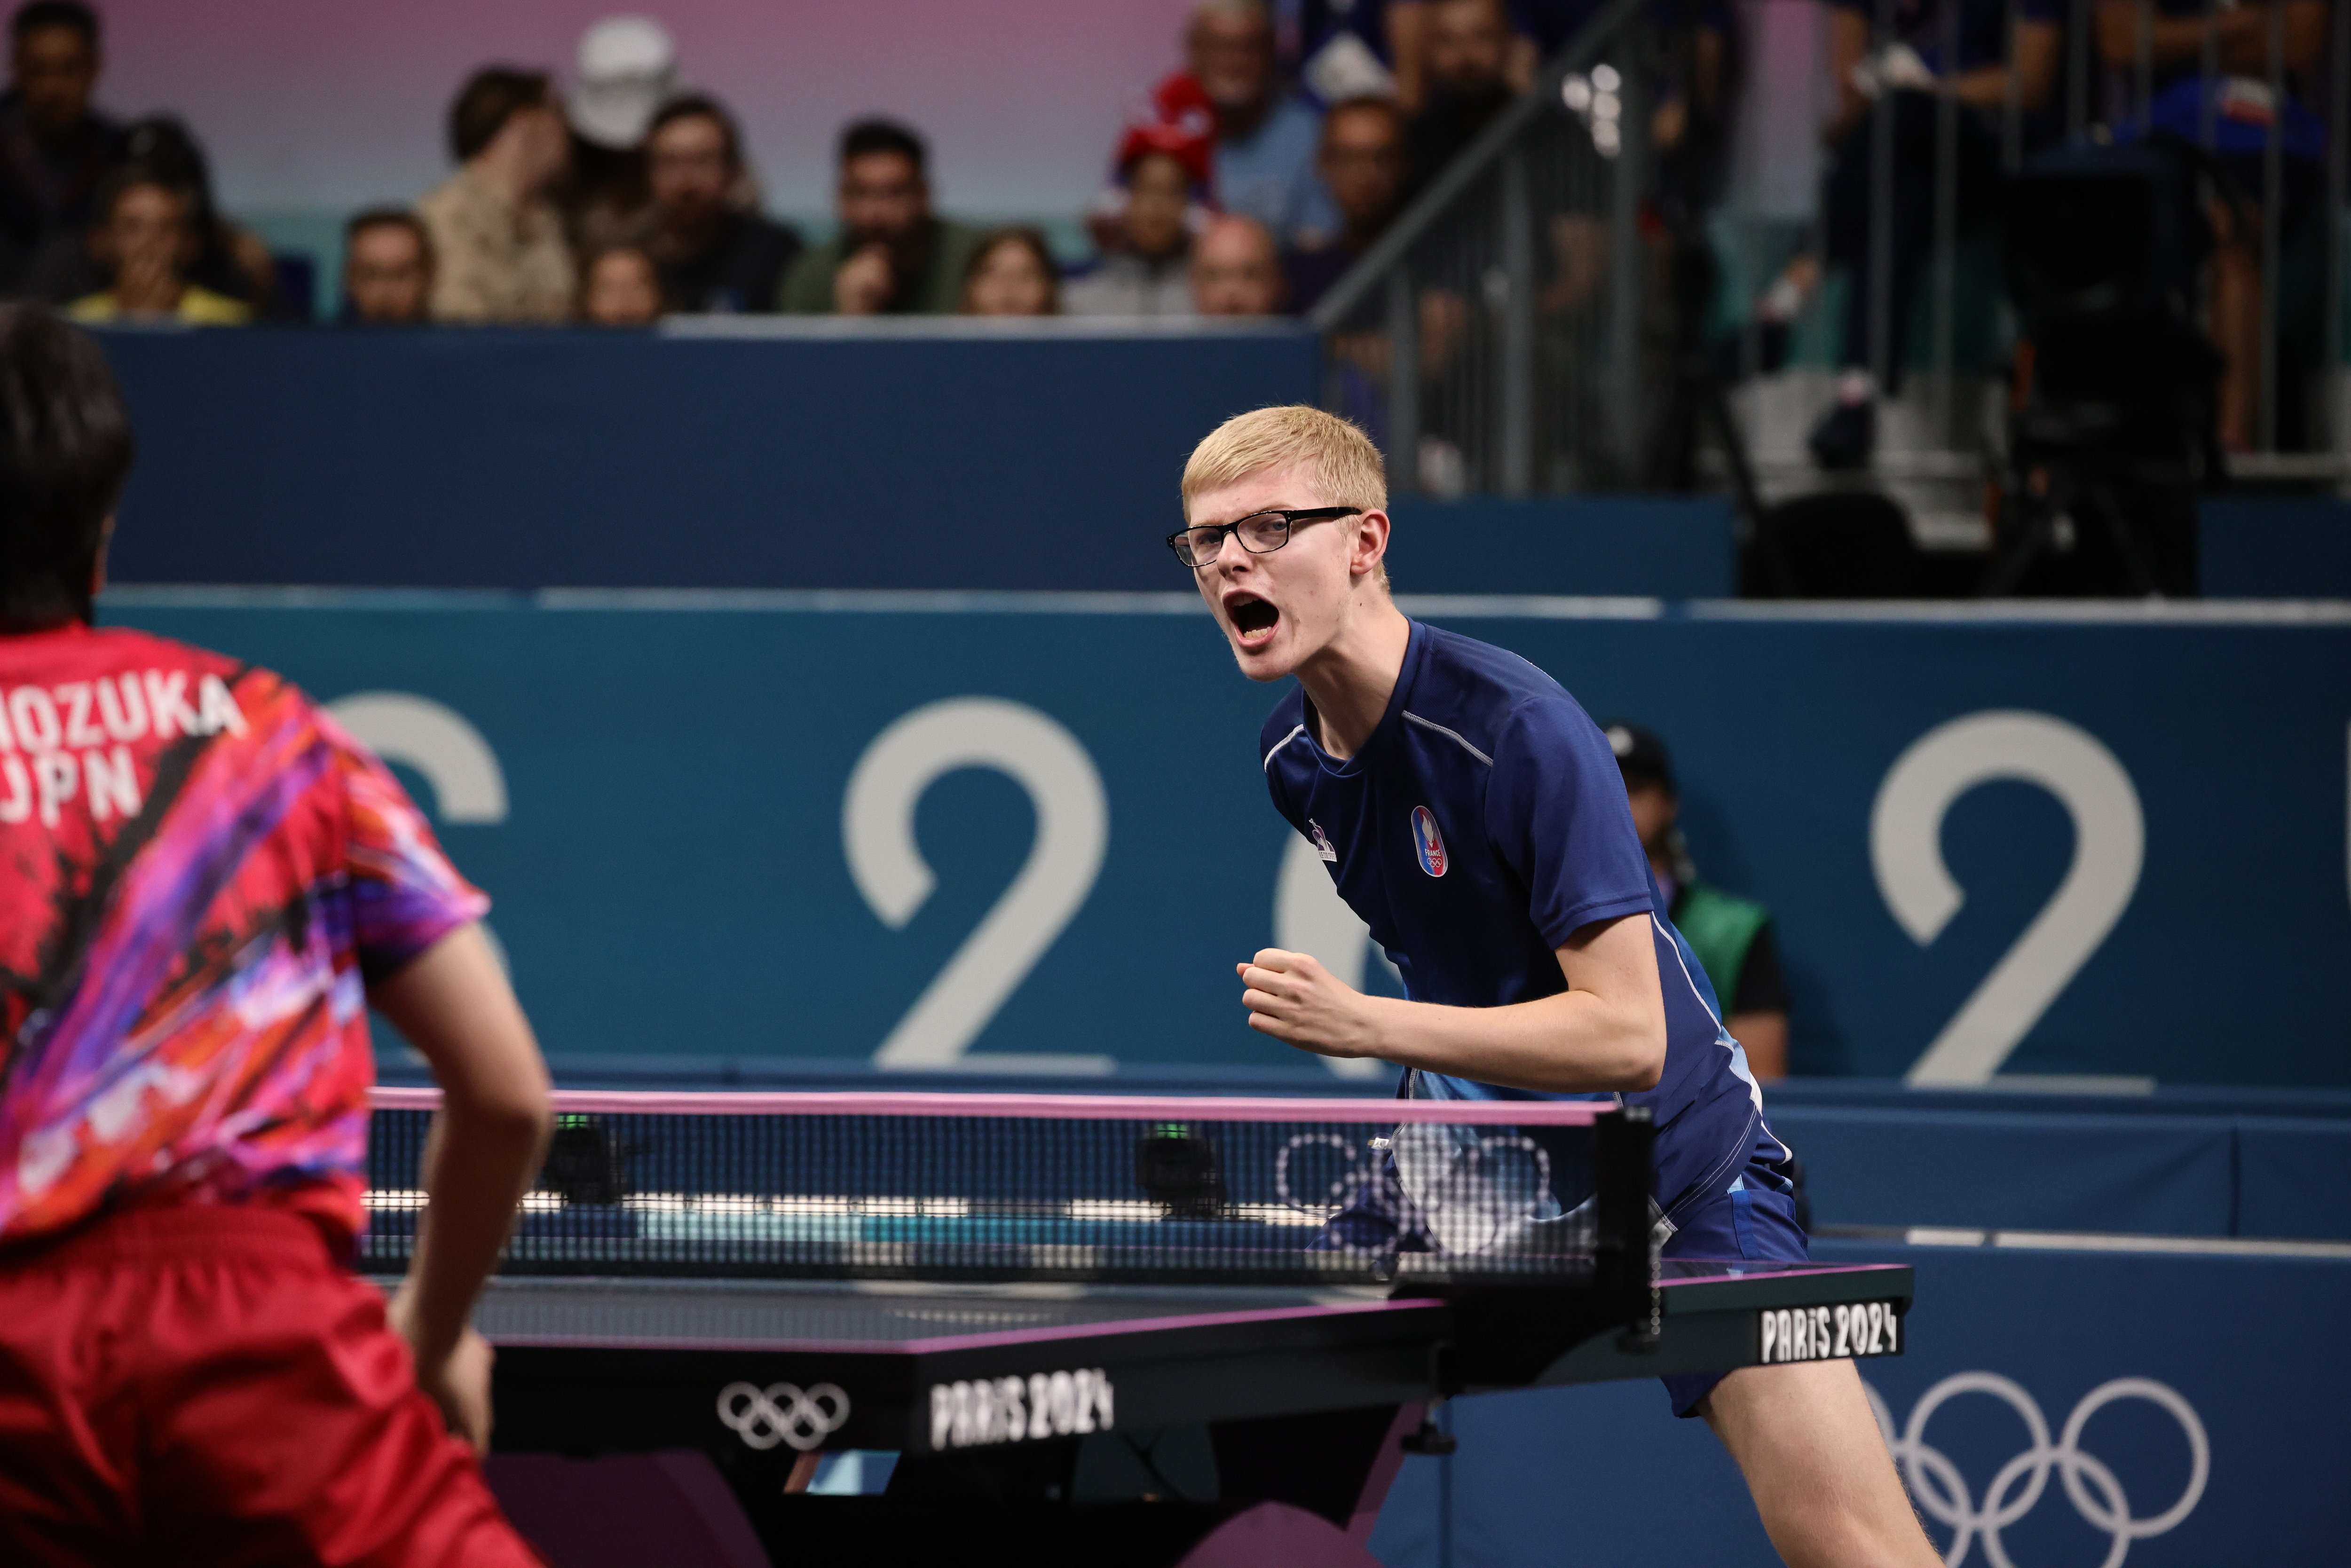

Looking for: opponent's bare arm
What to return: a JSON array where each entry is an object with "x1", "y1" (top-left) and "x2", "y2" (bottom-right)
[
  {"x1": 372, "y1": 923, "x2": 553, "y2": 1449},
  {"x1": 1238, "y1": 912, "x2": 1666, "y2": 1091}
]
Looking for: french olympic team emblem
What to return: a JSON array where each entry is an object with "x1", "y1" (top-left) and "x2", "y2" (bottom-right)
[{"x1": 1411, "y1": 807, "x2": 1448, "y2": 877}]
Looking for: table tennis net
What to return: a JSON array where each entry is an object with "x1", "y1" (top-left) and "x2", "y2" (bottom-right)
[{"x1": 361, "y1": 1094, "x2": 1627, "y2": 1286}]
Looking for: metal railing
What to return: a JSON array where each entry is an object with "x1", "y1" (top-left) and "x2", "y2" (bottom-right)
[
  {"x1": 1318, "y1": 0, "x2": 2351, "y2": 503},
  {"x1": 1310, "y1": 0, "x2": 1661, "y2": 497}
]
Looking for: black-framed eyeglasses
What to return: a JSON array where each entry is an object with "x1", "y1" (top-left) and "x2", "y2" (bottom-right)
[{"x1": 1167, "y1": 507, "x2": 1362, "y2": 568}]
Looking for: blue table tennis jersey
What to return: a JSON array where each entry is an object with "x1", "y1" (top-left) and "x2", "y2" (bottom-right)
[{"x1": 1260, "y1": 620, "x2": 1788, "y2": 1225}]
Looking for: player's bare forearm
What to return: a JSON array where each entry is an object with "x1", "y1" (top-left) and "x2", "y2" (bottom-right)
[
  {"x1": 371, "y1": 923, "x2": 552, "y2": 1365},
  {"x1": 1237, "y1": 914, "x2": 1667, "y2": 1093}
]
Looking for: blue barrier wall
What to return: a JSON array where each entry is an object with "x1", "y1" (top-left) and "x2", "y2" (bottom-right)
[
  {"x1": 99, "y1": 592, "x2": 2351, "y2": 1089},
  {"x1": 1371, "y1": 1238, "x2": 2351, "y2": 1566},
  {"x1": 1772, "y1": 1103, "x2": 2351, "y2": 1239},
  {"x1": 90, "y1": 327, "x2": 1734, "y2": 598},
  {"x1": 1382, "y1": 496, "x2": 1736, "y2": 599},
  {"x1": 94, "y1": 324, "x2": 1321, "y2": 594},
  {"x1": 2200, "y1": 497, "x2": 2351, "y2": 598}
]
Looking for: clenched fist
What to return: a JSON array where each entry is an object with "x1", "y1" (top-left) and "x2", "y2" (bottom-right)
[{"x1": 1236, "y1": 948, "x2": 1386, "y2": 1062}]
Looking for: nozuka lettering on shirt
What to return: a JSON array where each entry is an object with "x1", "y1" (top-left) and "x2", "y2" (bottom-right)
[{"x1": 0, "y1": 670, "x2": 247, "y2": 830}]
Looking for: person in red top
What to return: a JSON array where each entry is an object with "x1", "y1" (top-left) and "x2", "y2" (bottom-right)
[{"x1": 0, "y1": 304, "x2": 553, "y2": 1565}]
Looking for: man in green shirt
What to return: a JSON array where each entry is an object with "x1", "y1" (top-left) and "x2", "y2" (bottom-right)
[
  {"x1": 1608, "y1": 721, "x2": 1792, "y2": 1077},
  {"x1": 777, "y1": 118, "x2": 986, "y2": 316}
]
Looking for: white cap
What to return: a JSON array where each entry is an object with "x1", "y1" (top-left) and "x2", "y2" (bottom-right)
[{"x1": 571, "y1": 15, "x2": 678, "y2": 149}]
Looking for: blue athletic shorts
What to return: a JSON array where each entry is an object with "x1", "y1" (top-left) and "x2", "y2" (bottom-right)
[{"x1": 1658, "y1": 1157, "x2": 1810, "y2": 1418}]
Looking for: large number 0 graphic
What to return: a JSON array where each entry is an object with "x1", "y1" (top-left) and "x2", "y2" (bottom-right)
[
  {"x1": 1871, "y1": 711, "x2": 2143, "y2": 1087},
  {"x1": 1273, "y1": 835, "x2": 1396, "y2": 1080},
  {"x1": 846, "y1": 698, "x2": 1109, "y2": 1070}
]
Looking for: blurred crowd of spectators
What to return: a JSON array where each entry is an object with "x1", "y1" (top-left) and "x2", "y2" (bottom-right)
[
  {"x1": 2, "y1": 0, "x2": 2332, "y2": 461},
  {"x1": 0, "y1": 0, "x2": 1561, "y2": 331}
]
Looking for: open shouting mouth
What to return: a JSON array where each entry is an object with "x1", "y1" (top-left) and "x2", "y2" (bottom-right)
[{"x1": 1225, "y1": 592, "x2": 1279, "y2": 649}]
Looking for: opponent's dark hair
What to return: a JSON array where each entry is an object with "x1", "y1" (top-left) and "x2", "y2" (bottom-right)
[
  {"x1": 839, "y1": 118, "x2": 926, "y2": 175},
  {"x1": 0, "y1": 306, "x2": 134, "y2": 631},
  {"x1": 11, "y1": 1, "x2": 98, "y2": 47},
  {"x1": 647, "y1": 93, "x2": 745, "y2": 170},
  {"x1": 448, "y1": 67, "x2": 552, "y2": 164}
]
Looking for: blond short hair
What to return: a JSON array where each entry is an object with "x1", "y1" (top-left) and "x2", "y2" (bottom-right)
[
  {"x1": 1182, "y1": 405, "x2": 1390, "y2": 587},
  {"x1": 1183, "y1": 405, "x2": 1387, "y2": 514}
]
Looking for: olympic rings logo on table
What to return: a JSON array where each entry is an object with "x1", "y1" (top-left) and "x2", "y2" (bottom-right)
[
  {"x1": 716, "y1": 1380, "x2": 851, "y2": 1452},
  {"x1": 1865, "y1": 1372, "x2": 2209, "y2": 1568}
]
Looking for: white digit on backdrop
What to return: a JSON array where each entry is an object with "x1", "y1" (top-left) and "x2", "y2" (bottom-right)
[
  {"x1": 326, "y1": 693, "x2": 508, "y2": 822},
  {"x1": 846, "y1": 698, "x2": 1108, "y2": 1070},
  {"x1": 1273, "y1": 833, "x2": 1397, "y2": 1080},
  {"x1": 1870, "y1": 710, "x2": 2143, "y2": 1087},
  {"x1": 325, "y1": 692, "x2": 510, "y2": 975}
]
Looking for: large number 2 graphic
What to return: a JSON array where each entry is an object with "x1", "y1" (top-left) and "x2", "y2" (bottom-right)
[
  {"x1": 845, "y1": 698, "x2": 1108, "y2": 1071},
  {"x1": 1871, "y1": 711, "x2": 2143, "y2": 1087}
]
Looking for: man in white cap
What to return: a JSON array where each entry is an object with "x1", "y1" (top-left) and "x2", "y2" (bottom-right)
[{"x1": 565, "y1": 15, "x2": 677, "y2": 257}]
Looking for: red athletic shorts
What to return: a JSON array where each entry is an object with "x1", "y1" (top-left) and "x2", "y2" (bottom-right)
[{"x1": 0, "y1": 1204, "x2": 544, "y2": 1567}]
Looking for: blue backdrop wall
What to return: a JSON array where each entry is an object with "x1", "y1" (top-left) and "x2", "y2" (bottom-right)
[
  {"x1": 102, "y1": 592, "x2": 2351, "y2": 1089},
  {"x1": 95, "y1": 324, "x2": 1319, "y2": 593},
  {"x1": 88, "y1": 326, "x2": 1734, "y2": 599},
  {"x1": 1371, "y1": 1237, "x2": 2351, "y2": 1566}
]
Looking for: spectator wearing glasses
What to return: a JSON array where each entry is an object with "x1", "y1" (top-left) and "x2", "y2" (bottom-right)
[
  {"x1": 0, "y1": 0, "x2": 120, "y2": 293},
  {"x1": 1606, "y1": 723, "x2": 1789, "y2": 1078},
  {"x1": 341, "y1": 208, "x2": 434, "y2": 324},
  {"x1": 779, "y1": 118, "x2": 982, "y2": 316},
  {"x1": 418, "y1": 67, "x2": 576, "y2": 323},
  {"x1": 64, "y1": 165, "x2": 250, "y2": 325},
  {"x1": 1286, "y1": 95, "x2": 1411, "y2": 315},
  {"x1": 643, "y1": 95, "x2": 798, "y2": 314},
  {"x1": 1191, "y1": 213, "x2": 1289, "y2": 316},
  {"x1": 1188, "y1": 0, "x2": 1342, "y2": 249}
]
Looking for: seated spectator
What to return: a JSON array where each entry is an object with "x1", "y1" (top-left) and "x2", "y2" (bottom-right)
[
  {"x1": 1065, "y1": 140, "x2": 1201, "y2": 318},
  {"x1": 0, "y1": 0, "x2": 120, "y2": 293},
  {"x1": 562, "y1": 15, "x2": 674, "y2": 258},
  {"x1": 961, "y1": 227, "x2": 1060, "y2": 316},
  {"x1": 28, "y1": 116, "x2": 272, "y2": 310},
  {"x1": 65, "y1": 165, "x2": 250, "y2": 324},
  {"x1": 1286, "y1": 95, "x2": 1409, "y2": 314},
  {"x1": 643, "y1": 95, "x2": 798, "y2": 314},
  {"x1": 1408, "y1": 0, "x2": 1518, "y2": 190},
  {"x1": 418, "y1": 67, "x2": 575, "y2": 323},
  {"x1": 580, "y1": 243, "x2": 661, "y2": 325},
  {"x1": 1191, "y1": 213, "x2": 1287, "y2": 315},
  {"x1": 1607, "y1": 723, "x2": 1789, "y2": 1078},
  {"x1": 1188, "y1": 0, "x2": 1341, "y2": 249},
  {"x1": 341, "y1": 208, "x2": 434, "y2": 324},
  {"x1": 779, "y1": 119, "x2": 982, "y2": 315},
  {"x1": 2095, "y1": 0, "x2": 2327, "y2": 452},
  {"x1": 1807, "y1": 0, "x2": 2058, "y2": 468}
]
